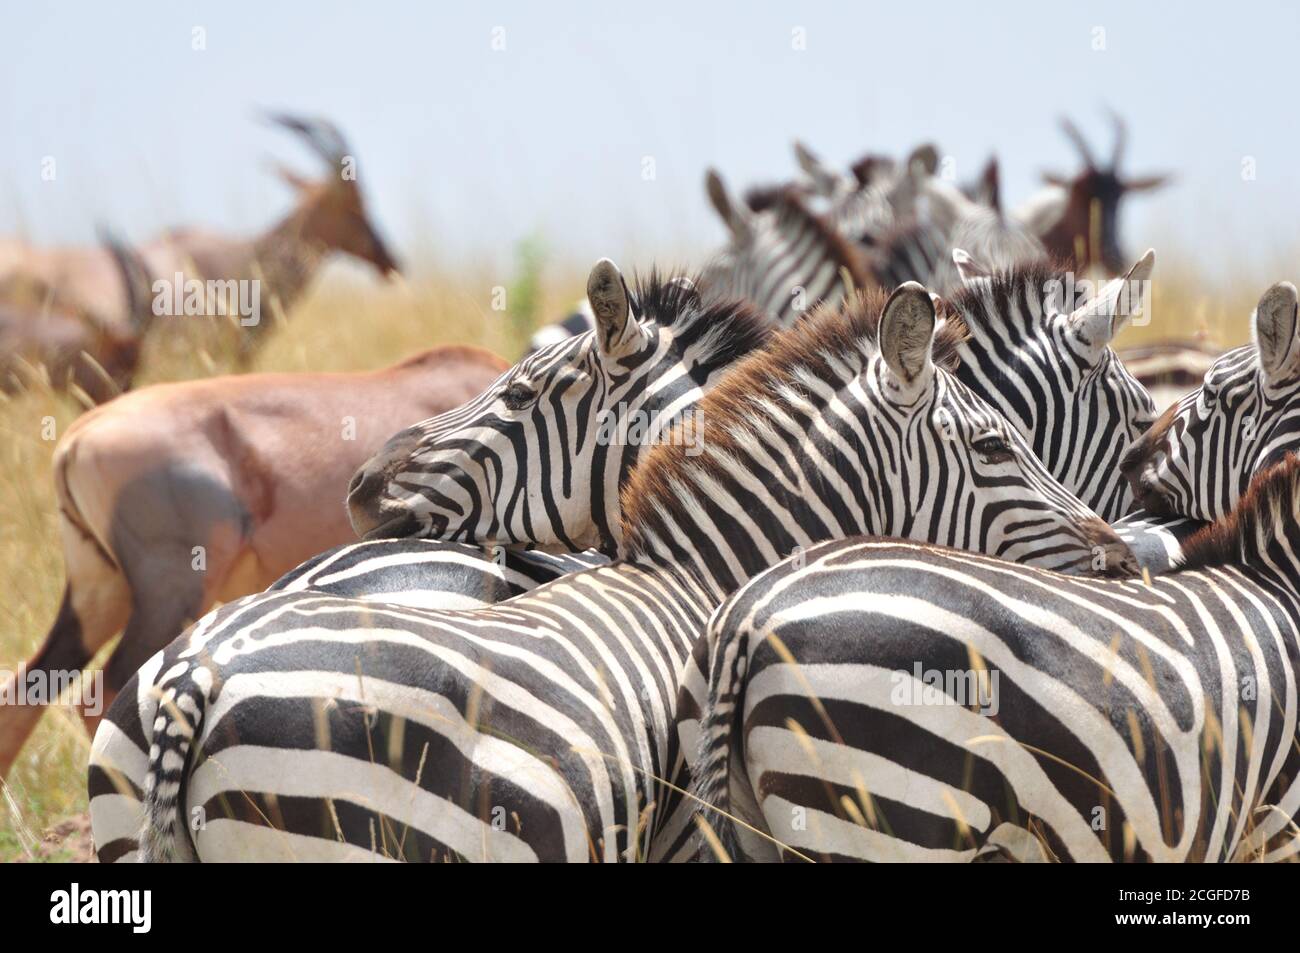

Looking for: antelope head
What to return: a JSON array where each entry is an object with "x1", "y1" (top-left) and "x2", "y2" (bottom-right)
[
  {"x1": 1042, "y1": 112, "x2": 1170, "y2": 275},
  {"x1": 266, "y1": 113, "x2": 401, "y2": 276}
]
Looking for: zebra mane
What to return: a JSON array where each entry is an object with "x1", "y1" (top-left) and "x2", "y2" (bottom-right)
[
  {"x1": 748, "y1": 189, "x2": 873, "y2": 292},
  {"x1": 742, "y1": 182, "x2": 807, "y2": 213},
  {"x1": 620, "y1": 287, "x2": 968, "y2": 554},
  {"x1": 945, "y1": 257, "x2": 1081, "y2": 330},
  {"x1": 776, "y1": 192, "x2": 874, "y2": 292},
  {"x1": 1177, "y1": 454, "x2": 1300, "y2": 571},
  {"x1": 630, "y1": 268, "x2": 773, "y2": 366}
]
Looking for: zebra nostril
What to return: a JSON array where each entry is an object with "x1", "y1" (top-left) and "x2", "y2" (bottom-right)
[
  {"x1": 346, "y1": 463, "x2": 390, "y2": 537},
  {"x1": 347, "y1": 465, "x2": 370, "y2": 499}
]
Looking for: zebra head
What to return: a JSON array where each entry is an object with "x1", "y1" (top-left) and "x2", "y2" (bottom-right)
[
  {"x1": 1122, "y1": 281, "x2": 1300, "y2": 521},
  {"x1": 622, "y1": 283, "x2": 1139, "y2": 580},
  {"x1": 947, "y1": 248, "x2": 1159, "y2": 521},
  {"x1": 346, "y1": 259, "x2": 769, "y2": 553},
  {"x1": 701, "y1": 169, "x2": 868, "y2": 327}
]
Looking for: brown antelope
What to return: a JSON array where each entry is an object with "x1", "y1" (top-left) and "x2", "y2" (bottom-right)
[
  {"x1": 0, "y1": 113, "x2": 398, "y2": 366},
  {"x1": 0, "y1": 231, "x2": 153, "y2": 404},
  {"x1": 0, "y1": 344, "x2": 508, "y2": 777},
  {"x1": 1016, "y1": 113, "x2": 1169, "y2": 275}
]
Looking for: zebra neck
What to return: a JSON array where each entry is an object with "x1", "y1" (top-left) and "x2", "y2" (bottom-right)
[
  {"x1": 628, "y1": 480, "x2": 885, "y2": 608},
  {"x1": 251, "y1": 214, "x2": 329, "y2": 319}
]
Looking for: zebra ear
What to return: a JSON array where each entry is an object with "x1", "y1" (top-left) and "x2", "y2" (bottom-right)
[
  {"x1": 879, "y1": 281, "x2": 937, "y2": 391},
  {"x1": 794, "y1": 141, "x2": 840, "y2": 197},
  {"x1": 976, "y1": 157, "x2": 1002, "y2": 214},
  {"x1": 952, "y1": 248, "x2": 991, "y2": 285},
  {"x1": 1069, "y1": 248, "x2": 1156, "y2": 350},
  {"x1": 586, "y1": 258, "x2": 636, "y2": 356},
  {"x1": 705, "y1": 169, "x2": 752, "y2": 242},
  {"x1": 1255, "y1": 281, "x2": 1300, "y2": 383},
  {"x1": 850, "y1": 154, "x2": 895, "y2": 187},
  {"x1": 906, "y1": 143, "x2": 940, "y2": 176}
]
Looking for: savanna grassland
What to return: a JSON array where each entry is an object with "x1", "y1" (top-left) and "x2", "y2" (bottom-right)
[{"x1": 0, "y1": 246, "x2": 1278, "y2": 861}]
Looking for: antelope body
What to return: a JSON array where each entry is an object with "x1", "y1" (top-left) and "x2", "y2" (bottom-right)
[{"x1": 0, "y1": 344, "x2": 507, "y2": 777}]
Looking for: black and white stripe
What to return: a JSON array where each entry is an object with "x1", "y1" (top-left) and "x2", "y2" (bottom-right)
[{"x1": 690, "y1": 458, "x2": 1300, "y2": 862}]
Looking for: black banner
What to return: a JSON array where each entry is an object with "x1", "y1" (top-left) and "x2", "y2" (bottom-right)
[{"x1": 0, "y1": 861, "x2": 1275, "y2": 939}]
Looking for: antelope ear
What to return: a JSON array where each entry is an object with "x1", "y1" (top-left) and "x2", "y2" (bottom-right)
[
  {"x1": 268, "y1": 161, "x2": 314, "y2": 193},
  {"x1": 705, "y1": 169, "x2": 752, "y2": 242},
  {"x1": 952, "y1": 248, "x2": 991, "y2": 285},
  {"x1": 1255, "y1": 281, "x2": 1300, "y2": 384},
  {"x1": 1070, "y1": 248, "x2": 1156, "y2": 350},
  {"x1": 1125, "y1": 174, "x2": 1171, "y2": 193},
  {"x1": 879, "y1": 281, "x2": 937, "y2": 394},
  {"x1": 586, "y1": 258, "x2": 636, "y2": 356}
]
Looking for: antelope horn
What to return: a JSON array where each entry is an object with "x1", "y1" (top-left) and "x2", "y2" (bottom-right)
[
  {"x1": 1059, "y1": 117, "x2": 1096, "y2": 169},
  {"x1": 264, "y1": 111, "x2": 351, "y2": 166},
  {"x1": 97, "y1": 225, "x2": 154, "y2": 337},
  {"x1": 1108, "y1": 108, "x2": 1128, "y2": 170}
]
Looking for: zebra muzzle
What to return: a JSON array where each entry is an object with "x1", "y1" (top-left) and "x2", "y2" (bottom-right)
[{"x1": 1080, "y1": 518, "x2": 1141, "y2": 578}]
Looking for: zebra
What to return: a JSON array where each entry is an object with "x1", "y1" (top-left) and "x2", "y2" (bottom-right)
[
  {"x1": 90, "y1": 270, "x2": 1136, "y2": 862},
  {"x1": 699, "y1": 169, "x2": 869, "y2": 327},
  {"x1": 1123, "y1": 281, "x2": 1300, "y2": 522},
  {"x1": 815, "y1": 143, "x2": 939, "y2": 245},
  {"x1": 689, "y1": 453, "x2": 1300, "y2": 862}
]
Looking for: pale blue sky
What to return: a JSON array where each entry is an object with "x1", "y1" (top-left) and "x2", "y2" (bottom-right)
[{"x1": 2, "y1": 1, "x2": 1296, "y2": 279}]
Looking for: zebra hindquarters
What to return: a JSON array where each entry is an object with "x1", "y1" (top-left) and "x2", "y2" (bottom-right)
[
  {"x1": 143, "y1": 597, "x2": 643, "y2": 862},
  {"x1": 172, "y1": 639, "x2": 598, "y2": 863},
  {"x1": 697, "y1": 540, "x2": 1064, "y2": 864}
]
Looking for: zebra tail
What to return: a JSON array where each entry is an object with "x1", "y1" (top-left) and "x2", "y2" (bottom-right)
[
  {"x1": 690, "y1": 622, "x2": 753, "y2": 863},
  {"x1": 139, "y1": 667, "x2": 211, "y2": 863}
]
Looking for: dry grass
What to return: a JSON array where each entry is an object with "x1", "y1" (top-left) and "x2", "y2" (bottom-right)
[{"x1": 0, "y1": 250, "x2": 1281, "y2": 861}]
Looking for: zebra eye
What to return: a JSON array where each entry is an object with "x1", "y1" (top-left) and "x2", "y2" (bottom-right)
[
  {"x1": 972, "y1": 434, "x2": 1013, "y2": 461},
  {"x1": 502, "y1": 382, "x2": 537, "y2": 411}
]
